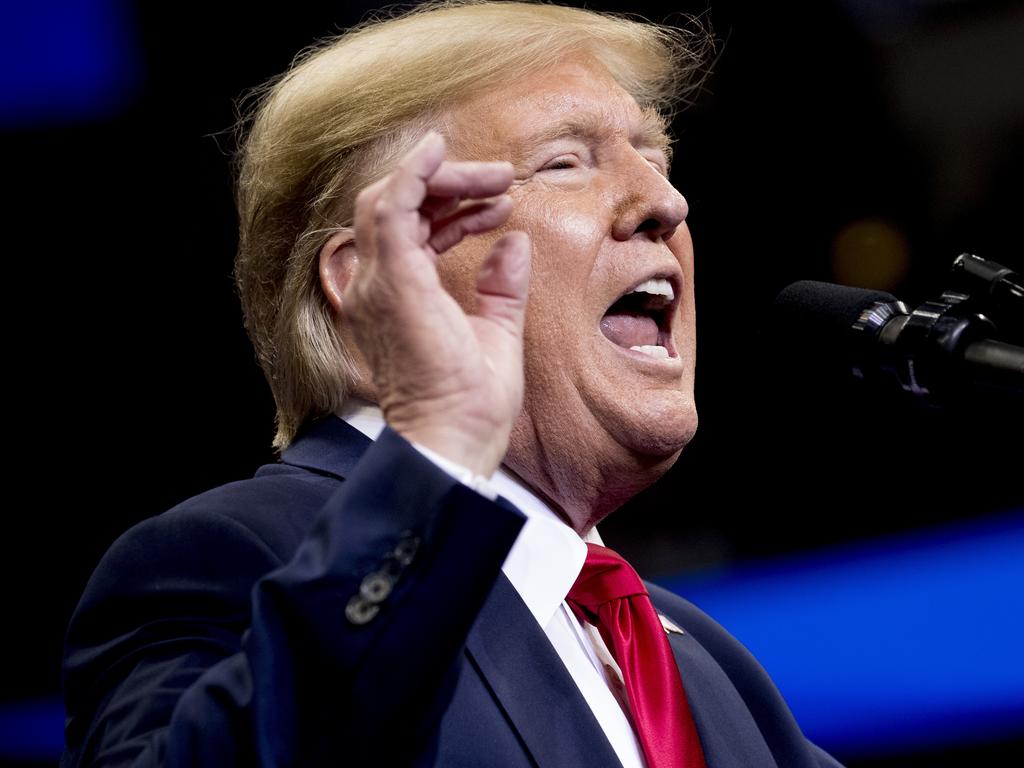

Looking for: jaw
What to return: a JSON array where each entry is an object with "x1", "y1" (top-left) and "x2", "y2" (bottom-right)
[
  {"x1": 504, "y1": 405, "x2": 688, "y2": 535},
  {"x1": 506, "y1": 255, "x2": 697, "y2": 531},
  {"x1": 504, "y1": 331, "x2": 696, "y2": 534},
  {"x1": 588, "y1": 310, "x2": 697, "y2": 454}
]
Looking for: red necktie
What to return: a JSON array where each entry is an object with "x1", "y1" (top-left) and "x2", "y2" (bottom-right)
[{"x1": 566, "y1": 542, "x2": 706, "y2": 768}]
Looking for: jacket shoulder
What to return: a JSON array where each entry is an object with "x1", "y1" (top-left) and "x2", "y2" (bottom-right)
[
  {"x1": 647, "y1": 580, "x2": 781, "y2": 698},
  {"x1": 158, "y1": 463, "x2": 341, "y2": 562},
  {"x1": 647, "y1": 581, "x2": 845, "y2": 768},
  {"x1": 647, "y1": 582, "x2": 748, "y2": 656},
  {"x1": 64, "y1": 465, "x2": 338, "y2": 712}
]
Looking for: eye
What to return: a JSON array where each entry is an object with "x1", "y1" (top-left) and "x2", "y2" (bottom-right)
[
  {"x1": 540, "y1": 156, "x2": 579, "y2": 171},
  {"x1": 642, "y1": 153, "x2": 669, "y2": 177}
]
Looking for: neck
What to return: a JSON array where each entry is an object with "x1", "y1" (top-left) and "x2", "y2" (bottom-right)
[
  {"x1": 338, "y1": 396, "x2": 675, "y2": 536},
  {"x1": 337, "y1": 397, "x2": 603, "y2": 533},
  {"x1": 504, "y1": 415, "x2": 678, "y2": 536}
]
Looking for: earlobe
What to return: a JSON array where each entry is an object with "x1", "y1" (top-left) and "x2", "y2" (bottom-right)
[{"x1": 318, "y1": 230, "x2": 359, "y2": 314}]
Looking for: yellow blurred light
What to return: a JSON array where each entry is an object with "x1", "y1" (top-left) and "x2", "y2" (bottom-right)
[{"x1": 831, "y1": 218, "x2": 910, "y2": 290}]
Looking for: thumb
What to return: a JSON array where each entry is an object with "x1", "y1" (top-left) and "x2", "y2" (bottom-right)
[{"x1": 474, "y1": 231, "x2": 531, "y2": 335}]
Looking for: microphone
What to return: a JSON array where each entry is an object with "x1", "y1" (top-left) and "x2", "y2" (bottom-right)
[{"x1": 771, "y1": 278, "x2": 1024, "y2": 405}]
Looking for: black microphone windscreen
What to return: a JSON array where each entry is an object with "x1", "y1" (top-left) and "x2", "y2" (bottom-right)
[
  {"x1": 768, "y1": 281, "x2": 899, "y2": 382},
  {"x1": 772, "y1": 281, "x2": 897, "y2": 336}
]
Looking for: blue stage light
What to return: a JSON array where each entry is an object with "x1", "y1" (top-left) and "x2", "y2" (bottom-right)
[
  {"x1": 0, "y1": 697, "x2": 64, "y2": 760},
  {"x1": 660, "y1": 511, "x2": 1024, "y2": 756},
  {"x1": 0, "y1": 0, "x2": 140, "y2": 127}
]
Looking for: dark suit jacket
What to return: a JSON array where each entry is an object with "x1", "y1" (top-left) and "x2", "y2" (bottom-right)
[{"x1": 62, "y1": 415, "x2": 843, "y2": 767}]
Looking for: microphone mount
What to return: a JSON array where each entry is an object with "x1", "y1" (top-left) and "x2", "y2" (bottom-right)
[{"x1": 849, "y1": 254, "x2": 1022, "y2": 404}]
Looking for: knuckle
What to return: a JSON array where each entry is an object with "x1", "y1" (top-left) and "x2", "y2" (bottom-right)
[
  {"x1": 371, "y1": 197, "x2": 392, "y2": 227},
  {"x1": 354, "y1": 183, "x2": 379, "y2": 211}
]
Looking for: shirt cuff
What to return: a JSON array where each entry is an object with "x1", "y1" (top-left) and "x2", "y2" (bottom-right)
[{"x1": 411, "y1": 442, "x2": 499, "y2": 501}]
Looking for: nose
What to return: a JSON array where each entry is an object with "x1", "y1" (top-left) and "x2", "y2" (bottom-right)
[{"x1": 610, "y1": 156, "x2": 689, "y2": 242}]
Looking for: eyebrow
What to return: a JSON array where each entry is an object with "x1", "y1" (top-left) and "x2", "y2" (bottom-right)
[{"x1": 511, "y1": 107, "x2": 673, "y2": 167}]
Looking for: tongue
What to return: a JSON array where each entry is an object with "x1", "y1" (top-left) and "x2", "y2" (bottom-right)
[{"x1": 600, "y1": 312, "x2": 659, "y2": 348}]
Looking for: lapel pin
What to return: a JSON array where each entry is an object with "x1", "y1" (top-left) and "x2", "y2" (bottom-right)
[{"x1": 658, "y1": 614, "x2": 685, "y2": 636}]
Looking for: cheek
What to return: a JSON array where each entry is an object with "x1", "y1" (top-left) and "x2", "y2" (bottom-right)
[
  {"x1": 511, "y1": 184, "x2": 604, "y2": 242},
  {"x1": 511, "y1": 191, "x2": 604, "y2": 313},
  {"x1": 669, "y1": 223, "x2": 694, "y2": 272},
  {"x1": 670, "y1": 225, "x2": 695, "y2": 308},
  {"x1": 436, "y1": 238, "x2": 494, "y2": 311},
  {"x1": 512, "y1": 194, "x2": 609, "y2": 410},
  {"x1": 670, "y1": 225, "x2": 697, "y2": 363},
  {"x1": 434, "y1": 188, "x2": 597, "y2": 312}
]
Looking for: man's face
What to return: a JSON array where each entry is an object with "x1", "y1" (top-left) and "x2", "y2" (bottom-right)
[{"x1": 441, "y1": 57, "x2": 697, "y2": 507}]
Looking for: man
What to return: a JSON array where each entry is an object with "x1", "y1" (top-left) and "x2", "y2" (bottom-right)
[{"x1": 62, "y1": 2, "x2": 843, "y2": 766}]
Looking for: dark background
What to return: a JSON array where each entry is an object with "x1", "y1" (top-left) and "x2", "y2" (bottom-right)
[{"x1": 3, "y1": 0, "x2": 1022, "y2": 765}]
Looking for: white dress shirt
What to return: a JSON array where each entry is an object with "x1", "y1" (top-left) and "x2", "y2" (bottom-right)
[{"x1": 337, "y1": 399, "x2": 648, "y2": 768}]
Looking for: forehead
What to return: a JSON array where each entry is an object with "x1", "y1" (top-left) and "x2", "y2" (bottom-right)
[{"x1": 444, "y1": 58, "x2": 669, "y2": 159}]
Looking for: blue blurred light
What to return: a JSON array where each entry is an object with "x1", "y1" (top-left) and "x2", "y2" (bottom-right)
[
  {"x1": 0, "y1": 696, "x2": 64, "y2": 760},
  {"x1": 660, "y1": 511, "x2": 1024, "y2": 756},
  {"x1": 0, "y1": 0, "x2": 140, "y2": 127}
]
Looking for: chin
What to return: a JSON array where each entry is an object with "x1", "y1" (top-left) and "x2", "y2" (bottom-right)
[{"x1": 604, "y1": 391, "x2": 698, "y2": 462}]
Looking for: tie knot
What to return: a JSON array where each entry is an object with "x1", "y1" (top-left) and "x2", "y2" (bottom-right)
[
  {"x1": 567, "y1": 542, "x2": 648, "y2": 614},
  {"x1": 564, "y1": 546, "x2": 708, "y2": 768}
]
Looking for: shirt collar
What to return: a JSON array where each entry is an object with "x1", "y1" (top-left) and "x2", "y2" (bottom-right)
[
  {"x1": 337, "y1": 397, "x2": 387, "y2": 441},
  {"x1": 336, "y1": 398, "x2": 602, "y2": 629}
]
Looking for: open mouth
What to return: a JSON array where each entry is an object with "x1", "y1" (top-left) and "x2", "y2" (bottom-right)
[{"x1": 599, "y1": 277, "x2": 678, "y2": 360}]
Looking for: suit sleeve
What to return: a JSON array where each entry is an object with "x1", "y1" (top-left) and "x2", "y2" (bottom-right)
[{"x1": 61, "y1": 427, "x2": 525, "y2": 767}]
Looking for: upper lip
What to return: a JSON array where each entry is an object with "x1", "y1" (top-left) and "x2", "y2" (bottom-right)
[{"x1": 605, "y1": 266, "x2": 683, "y2": 318}]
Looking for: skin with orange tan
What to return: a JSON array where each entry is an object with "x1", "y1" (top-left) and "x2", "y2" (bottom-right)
[{"x1": 319, "y1": 58, "x2": 697, "y2": 536}]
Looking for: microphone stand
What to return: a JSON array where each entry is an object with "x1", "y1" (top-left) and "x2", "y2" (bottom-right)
[{"x1": 852, "y1": 254, "x2": 1024, "y2": 404}]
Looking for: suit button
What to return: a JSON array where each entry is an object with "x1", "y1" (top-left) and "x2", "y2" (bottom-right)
[
  {"x1": 379, "y1": 555, "x2": 403, "y2": 581},
  {"x1": 345, "y1": 595, "x2": 380, "y2": 625},
  {"x1": 393, "y1": 533, "x2": 420, "y2": 565},
  {"x1": 360, "y1": 571, "x2": 393, "y2": 603}
]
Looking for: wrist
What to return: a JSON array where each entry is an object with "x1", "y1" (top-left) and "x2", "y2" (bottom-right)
[
  {"x1": 393, "y1": 422, "x2": 505, "y2": 478},
  {"x1": 412, "y1": 442, "x2": 499, "y2": 501}
]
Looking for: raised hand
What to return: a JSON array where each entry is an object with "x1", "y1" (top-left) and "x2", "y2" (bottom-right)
[{"x1": 342, "y1": 131, "x2": 531, "y2": 477}]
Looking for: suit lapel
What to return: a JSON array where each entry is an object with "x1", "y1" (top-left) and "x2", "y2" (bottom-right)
[
  {"x1": 466, "y1": 573, "x2": 624, "y2": 768},
  {"x1": 466, "y1": 576, "x2": 781, "y2": 768}
]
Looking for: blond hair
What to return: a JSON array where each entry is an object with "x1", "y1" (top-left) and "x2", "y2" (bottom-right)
[{"x1": 232, "y1": 0, "x2": 710, "y2": 451}]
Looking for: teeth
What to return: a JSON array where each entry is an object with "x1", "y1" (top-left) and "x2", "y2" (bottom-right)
[
  {"x1": 630, "y1": 278, "x2": 674, "y2": 301},
  {"x1": 629, "y1": 345, "x2": 670, "y2": 359}
]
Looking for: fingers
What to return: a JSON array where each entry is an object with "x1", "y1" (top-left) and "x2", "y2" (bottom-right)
[
  {"x1": 355, "y1": 131, "x2": 516, "y2": 266},
  {"x1": 342, "y1": 132, "x2": 529, "y2": 478},
  {"x1": 475, "y1": 231, "x2": 532, "y2": 335},
  {"x1": 428, "y1": 195, "x2": 513, "y2": 254},
  {"x1": 424, "y1": 161, "x2": 514, "y2": 199},
  {"x1": 384, "y1": 131, "x2": 448, "y2": 214},
  {"x1": 352, "y1": 133, "x2": 444, "y2": 262},
  {"x1": 419, "y1": 163, "x2": 515, "y2": 223},
  {"x1": 389, "y1": 135, "x2": 514, "y2": 204}
]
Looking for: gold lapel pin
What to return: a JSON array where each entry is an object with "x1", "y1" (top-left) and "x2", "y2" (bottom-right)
[{"x1": 658, "y1": 614, "x2": 685, "y2": 636}]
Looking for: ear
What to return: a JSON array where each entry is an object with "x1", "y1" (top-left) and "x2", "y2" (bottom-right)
[{"x1": 318, "y1": 229, "x2": 358, "y2": 315}]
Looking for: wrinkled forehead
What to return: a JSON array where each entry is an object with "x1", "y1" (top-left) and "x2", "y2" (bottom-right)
[{"x1": 441, "y1": 57, "x2": 671, "y2": 162}]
